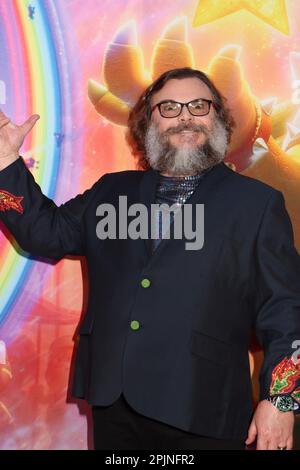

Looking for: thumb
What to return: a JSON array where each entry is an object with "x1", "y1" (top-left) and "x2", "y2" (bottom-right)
[
  {"x1": 20, "y1": 114, "x2": 40, "y2": 136},
  {"x1": 245, "y1": 420, "x2": 257, "y2": 445}
]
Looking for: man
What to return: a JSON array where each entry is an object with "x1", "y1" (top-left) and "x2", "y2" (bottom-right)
[{"x1": 0, "y1": 67, "x2": 300, "y2": 450}]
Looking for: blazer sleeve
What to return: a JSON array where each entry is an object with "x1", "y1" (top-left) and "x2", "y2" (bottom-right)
[
  {"x1": 0, "y1": 156, "x2": 107, "y2": 260},
  {"x1": 254, "y1": 190, "x2": 300, "y2": 409}
]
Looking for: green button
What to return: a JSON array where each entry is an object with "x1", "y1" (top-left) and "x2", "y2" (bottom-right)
[
  {"x1": 141, "y1": 278, "x2": 151, "y2": 288},
  {"x1": 130, "y1": 320, "x2": 140, "y2": 330}
]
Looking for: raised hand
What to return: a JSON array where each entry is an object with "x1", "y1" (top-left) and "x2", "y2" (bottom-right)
[{"x1": 0, "y1": 110, "x2": 40, "y2": 169}]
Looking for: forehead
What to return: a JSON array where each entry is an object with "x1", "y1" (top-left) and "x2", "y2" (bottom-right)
[{"x1": 150, "y1": 77, "x2": 213, "y2": 105}]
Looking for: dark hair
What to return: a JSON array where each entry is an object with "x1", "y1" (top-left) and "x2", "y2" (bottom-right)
[{"x1": 126, "y1": 67, "x2": 235, "y2": 170}]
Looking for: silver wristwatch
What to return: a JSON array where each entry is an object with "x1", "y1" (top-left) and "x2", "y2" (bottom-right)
[{"x1": 267, "y1": 395, "x2": 296, "y2": 412}]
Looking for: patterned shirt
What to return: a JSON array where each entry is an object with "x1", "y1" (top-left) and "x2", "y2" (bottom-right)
[{"x1": 151, "y1": 167, "x2": 212, "y2": 252}]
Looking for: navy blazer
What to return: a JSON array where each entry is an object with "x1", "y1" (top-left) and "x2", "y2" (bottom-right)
[{"x1": 1, "y1": 156, "x2": 300, "y2": 440}]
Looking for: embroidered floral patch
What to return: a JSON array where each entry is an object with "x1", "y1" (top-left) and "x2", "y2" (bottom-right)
[
  {"x1": 0, "y1": 190, "x2": 24, "y2": 214},
  {"x1": 270, "y1": 356, "x2": 300, "y2": 395}
]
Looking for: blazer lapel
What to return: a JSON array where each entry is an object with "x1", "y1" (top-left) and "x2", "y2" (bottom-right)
[
  {"x1": 138, "y1": 162, "x2": 232, "y2": 260},
  {"x1": 139, "y1": 167, "x2": 160, "y2": 258}
]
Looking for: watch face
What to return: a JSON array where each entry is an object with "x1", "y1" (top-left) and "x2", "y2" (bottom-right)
[{"x1": 276, "y1": 396, "x2": 294, "y2": 412}]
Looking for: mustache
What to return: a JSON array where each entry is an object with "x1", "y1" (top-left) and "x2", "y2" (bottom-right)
[{"x1": 163, "y1": 123, "x2": 209, "y2": 136}]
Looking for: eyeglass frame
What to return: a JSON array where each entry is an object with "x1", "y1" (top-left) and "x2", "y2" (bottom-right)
[{"x1": 150, "y1": 98, "x2": 215, "y2": 118}]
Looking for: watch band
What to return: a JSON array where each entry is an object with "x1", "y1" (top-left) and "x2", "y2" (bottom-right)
[{"x1": 267, "y1": 395, "x2": 298, "y2": 412}]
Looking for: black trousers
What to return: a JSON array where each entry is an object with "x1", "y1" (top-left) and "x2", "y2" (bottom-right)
[{"x1": 92, "y1": 393, "x2": 246, "y2": 450}]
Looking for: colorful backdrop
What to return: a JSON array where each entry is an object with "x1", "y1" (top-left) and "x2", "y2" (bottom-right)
[{"x1": 1, "y1": 0, "x2": 300, "y2": 449}]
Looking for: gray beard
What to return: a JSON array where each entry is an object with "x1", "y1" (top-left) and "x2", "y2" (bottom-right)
[{"x1": 144, "y1": 118, "x2": 229, "y2": 176}]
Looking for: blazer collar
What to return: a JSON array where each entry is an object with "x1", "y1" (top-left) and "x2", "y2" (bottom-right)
[{"x1": 139, "y1": 162, "x2": 232, "y2": 259}]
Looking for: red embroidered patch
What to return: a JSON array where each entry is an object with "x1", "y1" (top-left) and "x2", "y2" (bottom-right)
[
  {"x1": 270, "y1": 356, "x2": 300, "y2": 395},
  {"x1": 0, "y1": 190, "x2": 24, "y2": 214}
]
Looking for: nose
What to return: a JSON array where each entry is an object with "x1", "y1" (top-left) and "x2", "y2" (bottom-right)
[{"x1": 178, "y1": 104, "x2": 194, "y2": 122}]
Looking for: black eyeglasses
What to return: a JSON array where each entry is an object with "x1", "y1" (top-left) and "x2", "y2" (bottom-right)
[{"x1": 150, "y1": 98, "x2": 214, "y2": 118}]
